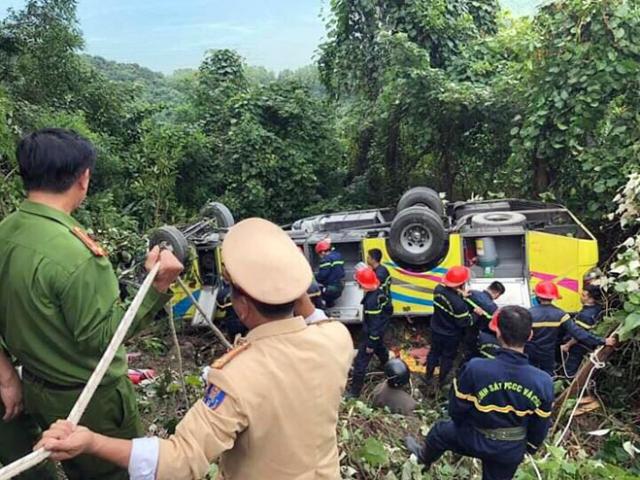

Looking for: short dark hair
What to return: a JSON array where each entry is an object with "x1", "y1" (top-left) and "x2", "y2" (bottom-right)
[
  {"x1": 230, "y1": 284, "x2": 295, "y2": 320},
  {"x1": 497, "y1": 306, "x2": 532, "y2": 348},
  {"x1": 368, "y1": 248, "x2": 383, "y2": 263},
  {"x1": 252, "y1": 299, "x2": 295, "y2": 320},
  {"x1": 17, "y1": 128, "x2": 96, "y2": 193},
  {"x1": 489, "y1": 281, "x2": 506, "y2": 296},
  {"x1": 584, "y1": 285, "x2": 603, "y2": 304}
]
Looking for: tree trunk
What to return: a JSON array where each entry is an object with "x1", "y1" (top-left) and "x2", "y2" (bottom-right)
[{"x1": 532, "y1": 153, "x2": 550, "y2": 195}]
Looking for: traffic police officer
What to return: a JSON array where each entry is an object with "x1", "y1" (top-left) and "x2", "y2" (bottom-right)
[
  {"x1": 406, "y1": 306, "x2": 555, "y2": 480},
  {"x1": 0, "y1": 129, "x2": 183, "y2": 480},
  {"x1": 371, "y1": 359, "x2": 418, "y2": 416},
  {"x1": 348, "y1": 266, "x2": 391, "y2": 397},
  {"x1": 315, "y1": 238, "x2": 345, "y2": 307},
  {"x1": 526, "y1": 281, "x2": 615, "y2": 376},
  {"x1": 561, "y1": 285, "x2": 604, "y2": 377},
  {"x1": 216, "y1": 280, "x2": 248, "y2": 339},
  {"x1": 425, "y1": 266, "x2": 473, "y2": 390},
  {"x1": 38, "y1": 218, "x2": 355, "y2": 480},
  {"x1": 0, "y1": 349, "x2": 57, "y2": 479}
]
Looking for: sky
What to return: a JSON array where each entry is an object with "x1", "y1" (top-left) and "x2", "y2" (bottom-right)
[{"x1": 0, "y1": 1, "x2": 537, "y2": 74}]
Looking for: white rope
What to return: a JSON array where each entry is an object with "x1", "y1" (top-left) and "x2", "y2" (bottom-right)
[
  {"x1": 167, "y1": 301, "x2": 190, "y2": 410},
  {"x1": 0, "y1": 263, "x2": 161, "y2": 480},
  {"x1": 554, "y1": 350, "x2": 605, "y2": 447},
  {"x1": 175, "y1": 277, "x2": 232, "y2": 350},
  {"x1": 526, "y1": 454, "x2": 543, "y2": 480}
]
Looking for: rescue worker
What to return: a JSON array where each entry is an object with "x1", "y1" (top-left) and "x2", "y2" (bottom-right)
[
  {"x1": 0, "y1": 129, "x2": 184, "y2": 480},
  {"x1": 307, "y1": 278, "x2": 326, "y2": 310},
  {"x1": 315, "y1": 238, "x2": 345, "y2": 307},
  {"x1": 371, "y1": 359, "x2": 418, "y2": 416},
  {"x1": 368, "y1": 248, "x2": 393, "y2": 317},
  {"x1": 463, "y1": 281, "x2": 505, "y2": 360},
  {"x1": 526, "y1": 281, "x2": 615, "y2": 376},
  {"x1": 467, "y1": 281, "x2": 506, "y2": 330},
  {"x1": 347, "y1": 267, "x2": 390, "y2": 398},
  {"x1": 0, "y1": 349, "x2": 57, "y2": 479},
  {"x1": 425, "y1": 266, "x2": 473, "y2": 390},
  {"x1": 406, "y1": 306, "x2": 554, "y2": 480},
  {"x1": 560, "y1": 285, "x2": 605, "y2": 377},
  {"x1": 216, "y1": 280, "x2": 248, "y2": 339},
  {"x1": 38, "y1": 218, "x2": 354, "y2": 480},
  {"x1": 476, "y1": 311, "x2": 502, "y2": 360}
]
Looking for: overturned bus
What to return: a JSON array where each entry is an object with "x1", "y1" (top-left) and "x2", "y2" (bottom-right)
[{"x1": 154, "y1": 188, "x2": 598, "y2": 325}]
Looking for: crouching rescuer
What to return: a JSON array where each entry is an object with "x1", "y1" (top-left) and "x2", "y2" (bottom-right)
[{"x1": 406, "y1": 306, "x2": 554, "y2": 480}]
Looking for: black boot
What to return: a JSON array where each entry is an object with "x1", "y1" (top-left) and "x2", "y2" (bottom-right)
[
  {"x1": 345, "y1": 381, "x2": 363, "y2": 399},
  {"x1": 404, "y1": 436, "x2": 427, "y2": 464}
]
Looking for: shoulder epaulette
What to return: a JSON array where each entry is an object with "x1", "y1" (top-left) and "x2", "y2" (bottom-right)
[
  {"x1": 212, "y1": 342, "x2": 251, "y2": 369},
  {"x1": 71, "y1": 227, "x2": 107, "y2": 257}
]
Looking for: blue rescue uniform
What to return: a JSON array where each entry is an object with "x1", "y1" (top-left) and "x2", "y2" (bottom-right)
[
  {"x1": 525, "y1": 304, "x2": 604, "y2": 376},
  {"x1": 316, "y1": 249, "x2": 345, "y2": 307},
  {"x1": 421, "y1": 349, "x2": 554, "y2": 480},
  {"x1": 462, "y1": 289, "x2": 498, "y2": 360},
  {"x1": 478, "y1": 331, "x2": 500, "y2": 359},
  {"x1": 307, "y1": 279, "x2": 326, "y2": 310},
  {"x1": 564, "y1": 304, "x2": 603, "y2": 377},
  {"x1": 374, "y1": 264, "x2": 393, "y2": 315},
  {"x1": 468, "y1": 290, "x2": 498, "y2": 331},
  {"x1": 350, "y1": 288, "x2": 390, "y2": 395},
  {"x1": 216, "y1": 283, "x2": 248, "y2": 339},
  {"x1": 426, "y1": 284, "x2": 472, "y2": 387}
]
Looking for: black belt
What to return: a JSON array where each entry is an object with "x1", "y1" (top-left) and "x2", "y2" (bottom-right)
[
  {"x1": 23, "y1": 369, "x2": 86, "y2": 391},
  {"x1": 475, "y1": 426, "x2": 527, "y2": 442}
]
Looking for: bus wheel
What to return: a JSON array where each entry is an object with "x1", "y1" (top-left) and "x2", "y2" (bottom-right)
[
  {"x1": 200, "y1": 201, "x2": 235, "y2": 228},
  {"x1": 149, "y1": 225, "x2": 189, "y2": 264},
  {"x1": 397, "y1": 187, "x2": 444, "y2": 216},
  {"x1": 388, "y1": 206, "x2": 446, "y2": 269}
]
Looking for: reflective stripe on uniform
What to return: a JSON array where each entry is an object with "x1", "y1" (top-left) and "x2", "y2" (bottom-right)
[
  {"x1": 369, "y1": 335, "x2": 380, "y2": 341},
  {"x1": 575, "y1": 320, "x2": 593, "y2": 330},
  {"x1": 365, "y1": 309, "x2": 382, "y2": 315},
  {"x1": 434, "y1": 300, "x2": 469, "y2": 319},
  {"x1": 532, "y1": 314, "x2": 571, "y2": 329},
  {"x1": 217, "y1": 302, "x2": 232, "y2": 309},
  {"x1": 319, "y1": 261, "x2": 344, "y2": 268},
  {"x1": 465, "y1": 298, "x2": 492, "y2": 319},
  {"x1": 453, "y1": 379, "x2": 552, "y2": 418}
]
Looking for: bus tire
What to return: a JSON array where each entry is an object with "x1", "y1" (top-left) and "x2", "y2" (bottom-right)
[
  {"x1": 149, "y1": 225, "x2": 189, "y2": 264},
  {"x1": 388, "y1": 206, "x2": 447, "y2": 269},
  {"x1": 397, "y1": 187, "x2": 444, "y2": 216}
]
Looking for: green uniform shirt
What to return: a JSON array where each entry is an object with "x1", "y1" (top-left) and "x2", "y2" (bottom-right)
[{"x1": 0, "y1": 200, "x2": 170, "y2": 386}]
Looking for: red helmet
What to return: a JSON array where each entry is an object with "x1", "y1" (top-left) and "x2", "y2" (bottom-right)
[
  {"x1": 315, "y1": 239, "x2": 332, "y2": 254},
  {"x1": 443, "y1": 266, "x2": 471, "y2": 288},
  {"x1": 355, "y1": 267, "x2": 380, "y2": 290},
  {"x1": 489, "y1": 309, "x2": 500, "y2": 333},
  {"x1": 535, "y1": 281, "x2": 561, "y2": 300}
]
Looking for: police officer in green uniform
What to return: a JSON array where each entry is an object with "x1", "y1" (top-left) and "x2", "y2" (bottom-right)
[
  {"x1": 0, "y1": 128, "x2": 183, "y2": 480},
  {"x1": 0, "y1": 348, "x2": 57, "y2": 479}
]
